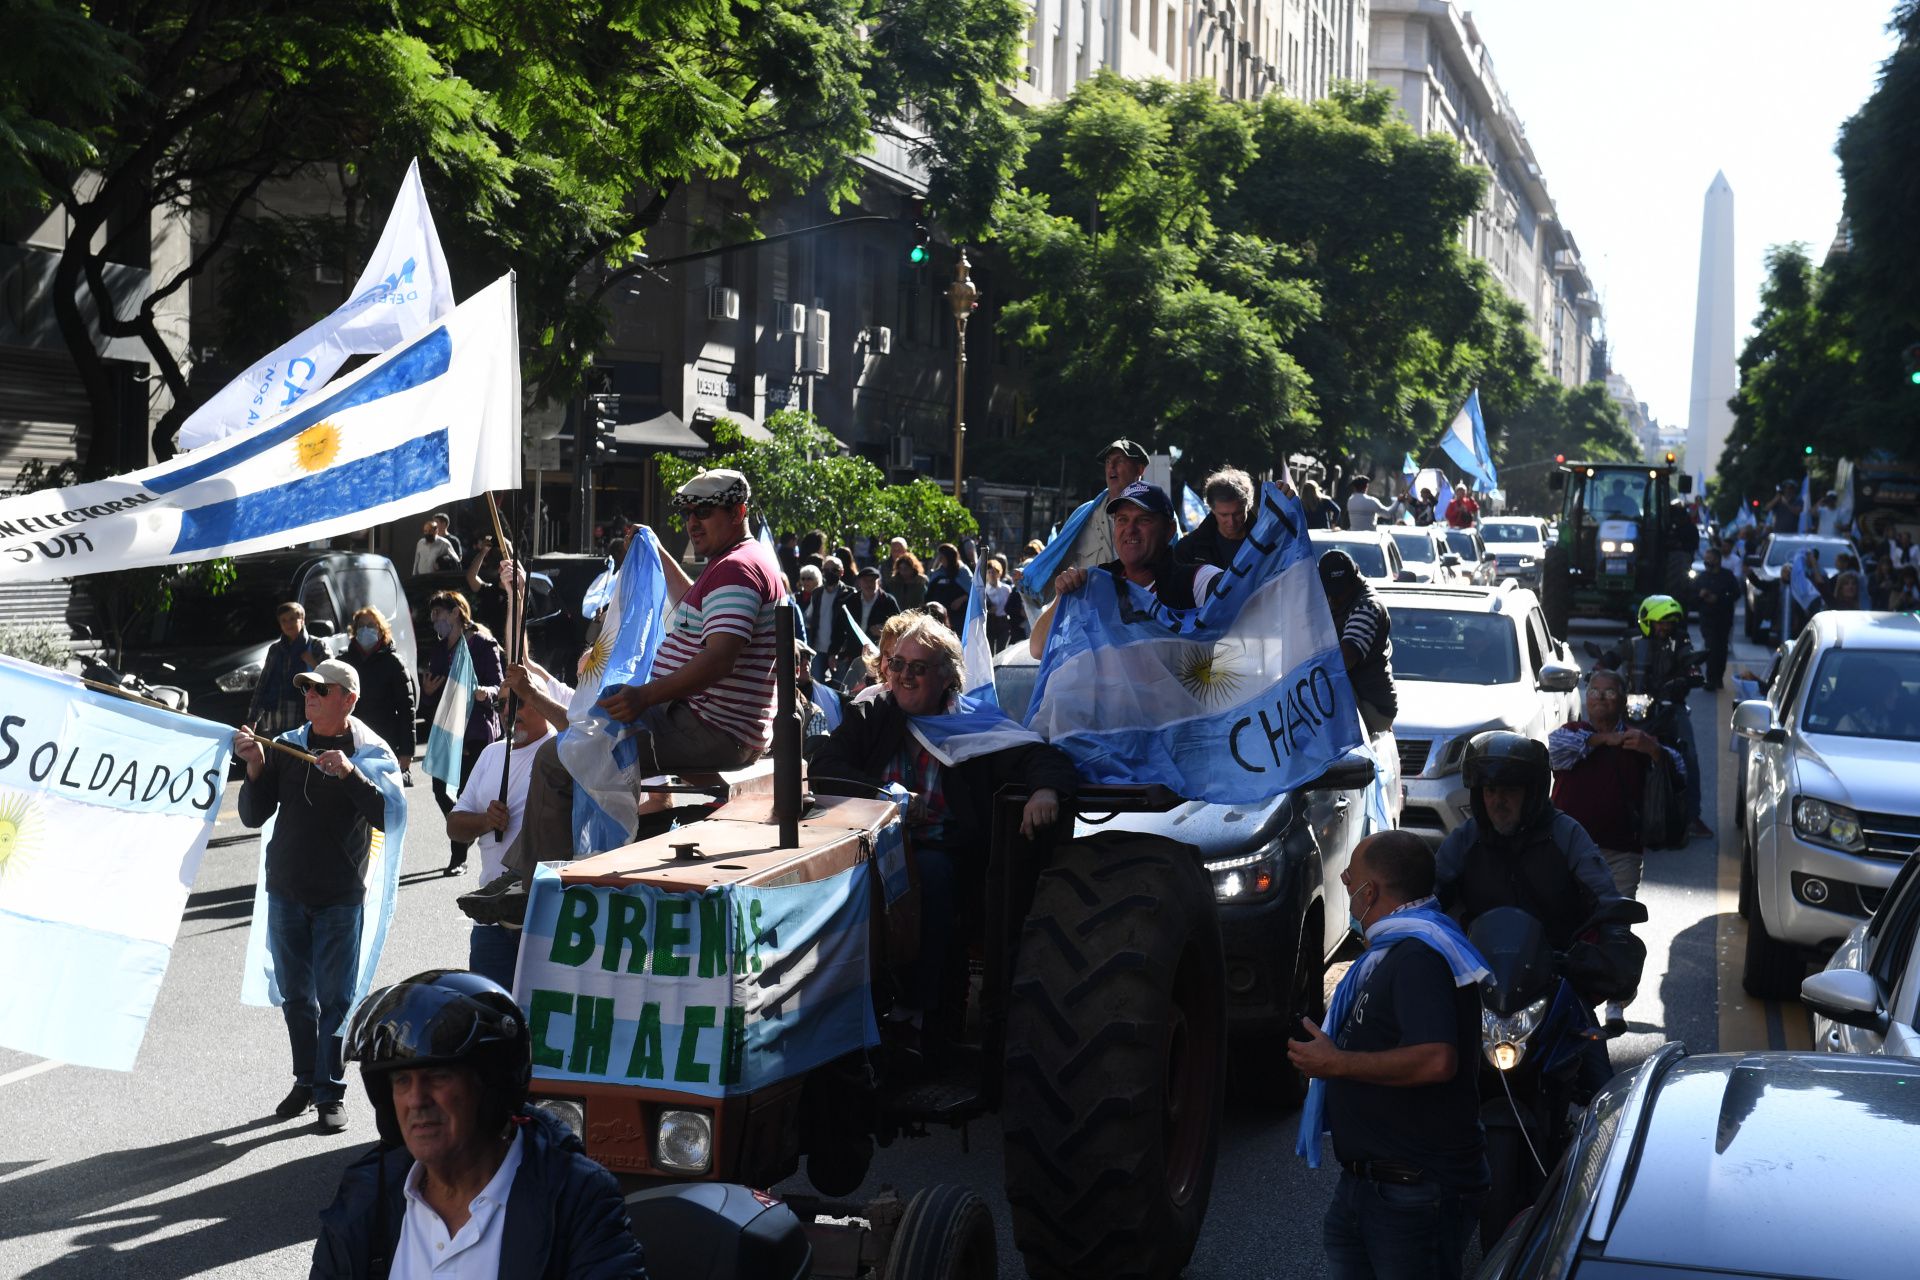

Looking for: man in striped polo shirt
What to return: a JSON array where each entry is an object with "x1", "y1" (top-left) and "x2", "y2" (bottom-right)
[{"x1": 501, "y1": 469, "x2": 780, "y2": 876}]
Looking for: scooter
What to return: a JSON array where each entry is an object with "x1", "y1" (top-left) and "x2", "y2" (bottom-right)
[
  {"x1": 75, "y1": 648, "x2": 192, "y2": 713},
  {"x1": 1469, "y1": 901, "x2": 1647, "y2": 1250},
  {"x1": 628, "y1": 1182, "x2": 814, "y2": 1279}
]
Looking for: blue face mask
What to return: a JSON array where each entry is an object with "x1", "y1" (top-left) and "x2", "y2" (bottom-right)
[
  {"x1": 433, "y1": 617, "x2": 454, "y2": 640},
  {"x1": 1348, "y1": 882, "x2": 1373, "y2": 942},
  {"x1": 355, "y1": 626, "x2": 380, "y2": 650}
]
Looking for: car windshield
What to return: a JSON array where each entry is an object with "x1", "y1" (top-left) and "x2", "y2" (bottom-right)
[
  {"x1": 1315, "y1": 538, "x2": 1388, "y2": 578},
  {"x1": 1481, "y1": 522, "x2": 1537, "y2": 544},
  {"x1": 1390, "y1": 531, "x2": 1435, "y2": 562},
  {"x1": 1765, "y1": 536, "x2": 1846, "y2": 568},
  {"x1": 1800, "y1": 649, "x2": 1920, "y2": 741},
  {"x1": 1444, "y1": 530, "x2": 1482, "y2": 560},
  {"x1": 138, "y1": 575, "x2": 291, "y2": 647},
  {"x1": 1391, "y1": 612, "x2": 1520, "y2": 685}
]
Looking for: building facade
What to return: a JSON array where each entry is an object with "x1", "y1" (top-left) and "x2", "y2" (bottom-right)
[{"x1": 1368, "y1": 0, "x2": 1600, "y2": 390}]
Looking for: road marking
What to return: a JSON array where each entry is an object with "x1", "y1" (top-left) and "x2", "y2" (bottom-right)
[
  {"x1": 0, "y1": 1059, "x2": 63, "y2": 1087},
  {"x1": 1711, "y1": 678, "x2": 1812, "y2": 1053}
]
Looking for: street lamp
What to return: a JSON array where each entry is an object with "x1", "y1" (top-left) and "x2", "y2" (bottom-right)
[{"x1": 948, "y1": 249, "x2": 978, "y2": 496}]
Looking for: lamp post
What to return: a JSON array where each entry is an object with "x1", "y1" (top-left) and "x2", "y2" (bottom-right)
[{"x1": 947, "y1": 249, "x2": 978, "y2": 497}]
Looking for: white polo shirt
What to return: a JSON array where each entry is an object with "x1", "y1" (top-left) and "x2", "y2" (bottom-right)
[
  {"x1": 393, "y1": 1128, "x2": 525, "y2": 1279},
  {"x1": 452, "y1": 677, "x2": 571, "y2": 883}
]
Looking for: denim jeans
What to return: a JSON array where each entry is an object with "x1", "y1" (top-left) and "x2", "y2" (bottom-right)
[
  {"x1": 469, "y1": 924, "x2": 521, "y2": 991},
  {"x1": 267, "y1": 894, "x2": 363, "y2": 1103},
  {"x1": 1323, "y1": 1171, "x2": 1483, "y2": 1280}
]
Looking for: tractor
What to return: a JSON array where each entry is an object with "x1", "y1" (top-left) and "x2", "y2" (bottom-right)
[{"x1": 1540, "y1": 459, "x2": 1694, "y2": 638}]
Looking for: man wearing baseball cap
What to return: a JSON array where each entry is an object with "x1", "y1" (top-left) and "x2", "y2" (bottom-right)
[
  {"x1": 1319, "y1": 548, "x2": 1398, "y2": 733},
  {"x1": 234, "y1": 657, "x2": 397, "y2": 1132},
  {"x1": 1030, "y1": 480, "x2": 1221, "y2": 655},
  {"x1": 1058, "y1": 438, "x2": 1150, "y2": 570}
]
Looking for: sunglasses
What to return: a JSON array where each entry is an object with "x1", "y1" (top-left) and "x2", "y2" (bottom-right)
[
  {"x1": 302, "y1": 683, "x2": 342, "y2": 697},
  {"x1": 886, "y1": 656, "x2": 935, "y2": 678},
  {"x1": 674, "y1": 500, "x2": 726, "y2": 519}
]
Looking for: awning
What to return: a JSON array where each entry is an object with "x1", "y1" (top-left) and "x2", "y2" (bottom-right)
[
  {"x1": 614, "y1": 411, "x2": 708, "y2": 456},
  {"x1": 691, "y1": 405, "x2": 773, "y2": 445}
]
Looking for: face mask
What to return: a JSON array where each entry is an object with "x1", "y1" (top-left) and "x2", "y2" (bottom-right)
[
  {"x1": 1348, "y1": 912, "x2": 1368, "y2": 942},
  {"x1": 355, "y1": 626, "x2": 380, "y2": 650},
  {"x1": 433, "y1": 618, "x2": 454, "y2": 640}
]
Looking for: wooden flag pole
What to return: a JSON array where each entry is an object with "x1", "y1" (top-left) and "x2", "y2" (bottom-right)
[
  {"x1": 77, "y1": 676, "x2": 321, "y2": 765},
  {"x1": 484, "y1": 491, "x2": 527, "y2": 843}
]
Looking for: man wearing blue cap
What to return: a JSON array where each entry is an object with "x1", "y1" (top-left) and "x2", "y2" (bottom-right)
[{"x1": 1029, "y1": 481, "x2": 1221, "y2": 655}]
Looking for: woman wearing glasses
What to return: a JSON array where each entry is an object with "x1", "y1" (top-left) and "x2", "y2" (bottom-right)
[{"x1": 812, "y1": 614, "x2": 1080, "y2": 1066}]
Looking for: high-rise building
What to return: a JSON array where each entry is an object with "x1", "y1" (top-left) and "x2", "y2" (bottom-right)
[{"x1": 1686, "y1": 172, "x2": 1736, "y2": 481}]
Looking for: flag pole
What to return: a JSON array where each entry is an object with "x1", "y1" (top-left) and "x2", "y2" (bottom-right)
[
  {"x1": 484, "y1": 490, "x2": 526, "y2": 843},
  {"x1": 76, "y1": 676, "x2": 321, "y2": 764}
]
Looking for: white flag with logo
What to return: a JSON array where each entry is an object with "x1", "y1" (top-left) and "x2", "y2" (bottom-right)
[{"x1": 175, "y1": 158, "x2": 454, "y2": 452}]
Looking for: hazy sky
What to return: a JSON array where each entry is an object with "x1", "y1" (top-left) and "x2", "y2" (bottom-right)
[{"x1": 1451, "y1": 1, "x2": 1899, "y2": 426}]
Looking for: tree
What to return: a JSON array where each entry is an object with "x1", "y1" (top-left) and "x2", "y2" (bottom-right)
[
  {"x1": 4, "y1": 0, "x2": 1030, "y2": 467},
  {"x1": 656, "y1": 410, "x2": 976, "y2": 552},
  {"x1": 1494, "y1": 380, "x2": 1638, "y2": 514}
]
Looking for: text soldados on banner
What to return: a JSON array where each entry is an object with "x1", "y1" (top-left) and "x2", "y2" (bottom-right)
[
  {"x1": 175, "y1": 158, "x2": 454, "y2": 452},
  {"x1": 0, "y1": 273, "x2": 521, "y2": 583}
]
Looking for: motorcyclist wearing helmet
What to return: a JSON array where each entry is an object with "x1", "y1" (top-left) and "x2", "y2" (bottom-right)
[
  {"x1": 1626, "y1": 595, "x2": 1709, "y2": 840},
  {"x1": 1434, "y1": 733, "x2": 1640, "y2": 1009},
  {"x1": 313, "y1": 970, "x2": 647, "y2": 1279}
]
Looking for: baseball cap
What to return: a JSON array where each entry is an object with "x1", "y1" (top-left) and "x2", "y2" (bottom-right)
[
  {"x1": 293, "y1": 658, "x2": 361, "y2": 696},
  {"x1": 1106, "y1": 480, "x2": 1176, "y2": 520},
  {"x1": 1318, "y1": 549, "x2": 1360, "y2": 593},
  {"x1": 673, "y1": 468, "x2": 751, "y2": 508},
  {"x1": 1097, "y1": 439, "x2": 1149, "y2": 465}
]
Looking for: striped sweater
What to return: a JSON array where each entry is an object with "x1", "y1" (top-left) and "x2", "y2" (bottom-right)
[{"x1": 654, "y1": 538, "x2": 783, "y2": 750}]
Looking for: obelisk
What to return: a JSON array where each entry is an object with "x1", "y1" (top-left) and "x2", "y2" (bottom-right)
[{"x1": 1686, "y1": 172, "x2": 1736, "y2": 481}]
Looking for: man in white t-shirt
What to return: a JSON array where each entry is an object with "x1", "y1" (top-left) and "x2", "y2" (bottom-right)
[
  {"x1": 447, "y1": 661, "x2": 572, "y2": 988},
  {"x1": 1344, "y1": 475, "x2": 1405, "y2": 531}
]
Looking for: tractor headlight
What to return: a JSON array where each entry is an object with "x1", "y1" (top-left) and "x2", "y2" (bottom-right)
[
  {"x1": 655, "y1": 1108, "x2": 714, "y2": 1174},
  {"x1": 529, "y1": 1096, "x2": 585, "y2": 1138},
  {"x1": 1600, "y1": 540, "x2": 1616, "y2": 553},
  {"x1": 1481, "y1": 997, "x2": 1550, "y2": 1071}
]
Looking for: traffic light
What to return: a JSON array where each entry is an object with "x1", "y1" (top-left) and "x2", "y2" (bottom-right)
[
  {"x1": 1804, "y1": 445, "x2": 1815, "y2": 456},
  {"x1": 1554, "y1": 453, "x2": 1565, "y2": 464},
  {"x1": 908, "y1": 222, "x2": 930, "y2": 266},
  {"x1": 1904, "y1": 342, "x2": 1920, "y2": 386},
  {"x1": 1664, "y1": 451, "x2": 1677, "y2": 465},
  {"x1": 589, "y1": 393, "x2": 617, "y2": 464}
]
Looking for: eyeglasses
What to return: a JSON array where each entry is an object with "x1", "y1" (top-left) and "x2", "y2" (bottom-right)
[{"x1": 886, "y1": 656, "x2": 935, "y2": 678}]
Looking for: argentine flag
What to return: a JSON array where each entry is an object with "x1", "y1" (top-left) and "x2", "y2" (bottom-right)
[
  {"x1": 1181, "y1": 485, "x2": 1206, "y2": 533},
  {"x1": 1017, "y1": 495, "x2": 1101, "y2": 605},
  {"x1": 1025, "y1": 483, "x2": 1364, "y2": 805},
  {"x1": 959, "y1": 563, "x2": 999, "y2": 704},
  {"x1": 557, "y1": 526, "x2": 671, "y2": 854},
  {"x1": 0, "y1": 273, "x2": 520, "y2": 584},
  {"x1": 423, "y1": 636, "x2": 477, "y2": 789},
  {"x1": 1439, "y1": 388, "x2": 1498, "y2": 490},
  {"x1": 177, "y1": 159, "x2": 454, "y2": 452}
]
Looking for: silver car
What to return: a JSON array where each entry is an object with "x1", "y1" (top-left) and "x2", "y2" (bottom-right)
[
  {"x1": 1479, "y1": 516, "x2": 1548, "y2": 590},
  {"x1": 1375, "y1": 583, "x2": 1581, "y2": 843},
  {"x1": 1308, "y1": 528, "x2": 1408, "y2": 584},
  {"x1": 1734, "y1": 610, "x2": 1920, "y2": 998},
  {"x1": 1388, "y1": 526, "x2": 1469, "y2": 585},
  {"x1": 1803, "y1": 849, "x2": 1920, "y2": 1059}
]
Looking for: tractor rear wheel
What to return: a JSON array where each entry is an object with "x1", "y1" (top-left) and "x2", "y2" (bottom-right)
[{"x1": 1002, "y1": 832, "x2": 1226, "y2": 1280}]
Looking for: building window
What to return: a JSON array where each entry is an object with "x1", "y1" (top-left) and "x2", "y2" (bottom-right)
[
  {"x1": 1149, "y1": 0, "x2": 1158, "y2": 51},
  {"x1": 1131, "y1": 0, "x2": 1141, "y2": 36},
  {"x1": 1168, "y1": 7, "x2": 1178, "y2": 63}
]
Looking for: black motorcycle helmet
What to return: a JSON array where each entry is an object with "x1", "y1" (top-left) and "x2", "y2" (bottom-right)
[
  {"x1": 1461, "y1": 730, "x2": 1553, "y2": 835},
  {"x1": 344, "y1": 969, "x2": 532, "y2": 1147}
]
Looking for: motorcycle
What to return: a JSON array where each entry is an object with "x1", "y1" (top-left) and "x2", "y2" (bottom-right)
[
  {"x1": 627, "y1": 1182, "x2": 814, "y2": 1279},
  {"x1": 75, "y1": 648, "x2": 192, "y2": 713},
  {"x1": 1469, "y1": 900, "x2": 1648, "y2": 1250}
]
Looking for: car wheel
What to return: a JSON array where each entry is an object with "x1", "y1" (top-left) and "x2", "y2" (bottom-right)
[{"x1": 1742, "y1": 888, "x2": 1805, "y2": 1000}]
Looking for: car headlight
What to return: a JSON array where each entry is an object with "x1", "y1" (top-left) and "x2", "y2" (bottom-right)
[
  {"x1": 1207, "y1": 851, "x2": 1277, "y2": 902},
  {"x1": 1481, "y1": 996, "x2": 1550, "y2": 1071},
  {"x1": 1619, "y1": 540, "x2": 1635, "y2": 553},
  {"x1": 529, "y1": 1096, "x2": 585, "y2": 1138},
  {"x1": 215, "y1": 661, "x2": 263, "y2": 693},
  {"x1": 655, "y1": 1108, "x2": 714, "y2": 1173},
  {"x1": 1793, "y1": 797, "x2": 1865, "y2": 852},
  {"x1": 1600, "y1": 540, "x2": 1616, "y2": 553}
]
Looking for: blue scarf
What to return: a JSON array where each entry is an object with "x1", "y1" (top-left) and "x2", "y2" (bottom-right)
[{"x1": 1295, "y1": 897, "x2": 1488, "y2": 1168}]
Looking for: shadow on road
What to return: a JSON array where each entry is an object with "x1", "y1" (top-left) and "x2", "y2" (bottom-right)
[
  {"x1": 1658, "y1": 914, "x2": 1722, "y2": 1055},
  {"x1": 180, "y1": 885, "x2": 258, "y2": 925},
  {"x1": 5, "y1": 1117, "x2": 358, "y2": 1278}
]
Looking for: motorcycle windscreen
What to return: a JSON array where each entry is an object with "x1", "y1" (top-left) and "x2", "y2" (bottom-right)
[{"x1": 1468, "y1": 907, "x2": 1556, "y2": 1017}]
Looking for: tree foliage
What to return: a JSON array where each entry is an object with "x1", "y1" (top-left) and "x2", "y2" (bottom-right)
[
  {"x1": 3, "y1": 0, "x2": 1029, "y2": 466},
  {"x1": 656, "y1": 410, "x2": 976, "y2": 553},
  {"x1": 1496, "y1": 380, "x2": 1639, "y2": 514}
]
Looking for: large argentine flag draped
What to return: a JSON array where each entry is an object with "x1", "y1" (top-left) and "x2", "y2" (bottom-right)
[
  {"x1": 422, "y1": 636, "x2": 477, "y2": 788},
  {"x1": 1025, "y1": 484, "x2": 1364, "y2": 804},
  {"x1": 0, "y1": 655, "x2": 233, "y2": 1070},
  {"x1": 1439, "y1": 388, "x2": 1498, "y2": 490},
  {"x1": 240, "y1": 720, "x2": 407, "y2": 1010},
  {"x1": 1017, "y1": 495, "x2": 1101, "y2": 604},
  {"x1": 514, "y1": 860, "x2": 879, "y2": 1098},
  {"x1": 0, "y1": 273, "x2": 521, "y2": 583},
  {"x1": 176, "y1": 159, "x2": 454, "y2": 452},
  {"x1": 557, "y1": 526, "x2": 671, "y2": 855}
]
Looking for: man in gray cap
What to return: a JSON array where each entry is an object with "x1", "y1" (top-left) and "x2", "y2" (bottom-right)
[
  {"x1": 234, "y1": 657, "x2": 395, "y2": 1132},
  {"x1": 1061, "y1": 438, "x2": 1150, "y2": 572},
  {"x1": 504, "y1": 468, "x2": 785, "y2": 876}
]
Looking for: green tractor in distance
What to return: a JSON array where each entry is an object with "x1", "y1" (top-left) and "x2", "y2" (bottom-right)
[{"x1": 1540, "y1": 459, "x2": 1694, "y2": 638}]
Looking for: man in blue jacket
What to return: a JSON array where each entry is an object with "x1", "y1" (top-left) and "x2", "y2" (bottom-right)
[{"x1": 313, "y1": 969, "x2": 646, "y2": 1279}]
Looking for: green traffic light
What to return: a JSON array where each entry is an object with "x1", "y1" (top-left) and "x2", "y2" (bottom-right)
[
  {"x1": 909, "y1": 245, "x2": 928, "y2": 265},
  {"x1": 1804, "y1": 445, "x2": 1814, "y2": 455},
  {"x1": 1910, "y1": 369, "x2": 1920, "y2": 385}
]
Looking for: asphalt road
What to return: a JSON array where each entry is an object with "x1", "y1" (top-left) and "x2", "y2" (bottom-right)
[{"x1": 0, "y1": 618, "x2": 1810, "y2": 1278}]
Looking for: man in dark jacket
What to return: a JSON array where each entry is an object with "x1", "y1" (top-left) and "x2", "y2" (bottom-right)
[
  {"x1": 316, "y1": 969, "x2": 646, "y2": 1279},
  {"x1": 1175, "y1": 467, "x2": 1254, "y2": 570},
  {"x1": 1029, "y1": 481, "x2": 1217, "y2": 656},
  {"x1": 1692, "y1": 544, "x2": 1738, "y2": 690}
]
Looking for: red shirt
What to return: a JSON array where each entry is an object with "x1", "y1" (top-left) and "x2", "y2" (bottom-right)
[{"x1": 1445, "y1": 495, "x2": 1478, "y2": 527}]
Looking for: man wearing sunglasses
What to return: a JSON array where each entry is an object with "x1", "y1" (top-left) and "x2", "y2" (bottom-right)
[
  {"x1": 505, "y1": 469, "x2": 782, "y2": 877},
  {"x1": 235, "y1": 658, "x2": 395, "y2": 1131}
]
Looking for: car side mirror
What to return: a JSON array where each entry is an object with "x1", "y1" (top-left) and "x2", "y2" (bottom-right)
[
  {"x1": 1549, "y1": 472, "x2": 1565, "y2": 492},
  {"x1": 307, "y1": 619, "x2": 337, "y2": 639},
  {"x1": 1441, "y1": 553, "x2": 1462, "y2": 567},
  {"x1": 1730, "y1": 699, "x2": 1776, "y2": 740},
  {"x1": 1800, "y1": 969, "x2": 1890, "y2": 1035},
  {"x1": 1396, "y1": 570, "x2": 1417, "y2": 583},
  {"x1": 1537, "y1": 661, "x2": 1580, "y2": 693},
  {"x1": 1678, "y1": 474, "x2": 1695, "y2": 495},
  {"x1": 1308, "y1": 757, "x2": 1377, "y2": 791}
]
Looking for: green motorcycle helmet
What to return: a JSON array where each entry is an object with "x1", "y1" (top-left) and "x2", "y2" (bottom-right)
[{"x1": 1637, "y1": 593, "x2": 1684, "y2": 636}]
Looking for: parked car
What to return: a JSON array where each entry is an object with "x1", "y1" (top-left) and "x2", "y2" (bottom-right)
[
  {"x1": 118, "y1": 550, "x2": 417, "y2": 730},
  {"x1": 1741, "y1": 532, "x2": 1859, "y2": 644},
  {"x1": 1444, "y1": 526, "x2": 1497, "y2": 585},
  {"x1": 1479, "y1": 517, "x2": 1549, "y2": 591},
  {"x1": 993, "y1": 645, "x2": 1399, "y2": 1104},
  {"x1": 1802, "y1": 847, "x2": 1920, "y2": 1058},
  {"x1": 1373, "y1": 583, "x2": 1581, "y2": 844},
  {"x1": 1733, "y1": 609, "x2": 1920, "y2": 998},
  {"x1": 1478, "y1": 1045, "x2": 1920, "y2": 1279},
  {"x1": 1389, "y1": 526, "x2": 1469, "y2": 585},
  {"x1": 1308, "y1": 528, "x2": 1409, "y2": 584}
]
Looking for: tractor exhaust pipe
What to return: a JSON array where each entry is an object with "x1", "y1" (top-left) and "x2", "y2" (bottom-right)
[{"x1": 773, "y1": 599, "x2": 802, "y2": 849}]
